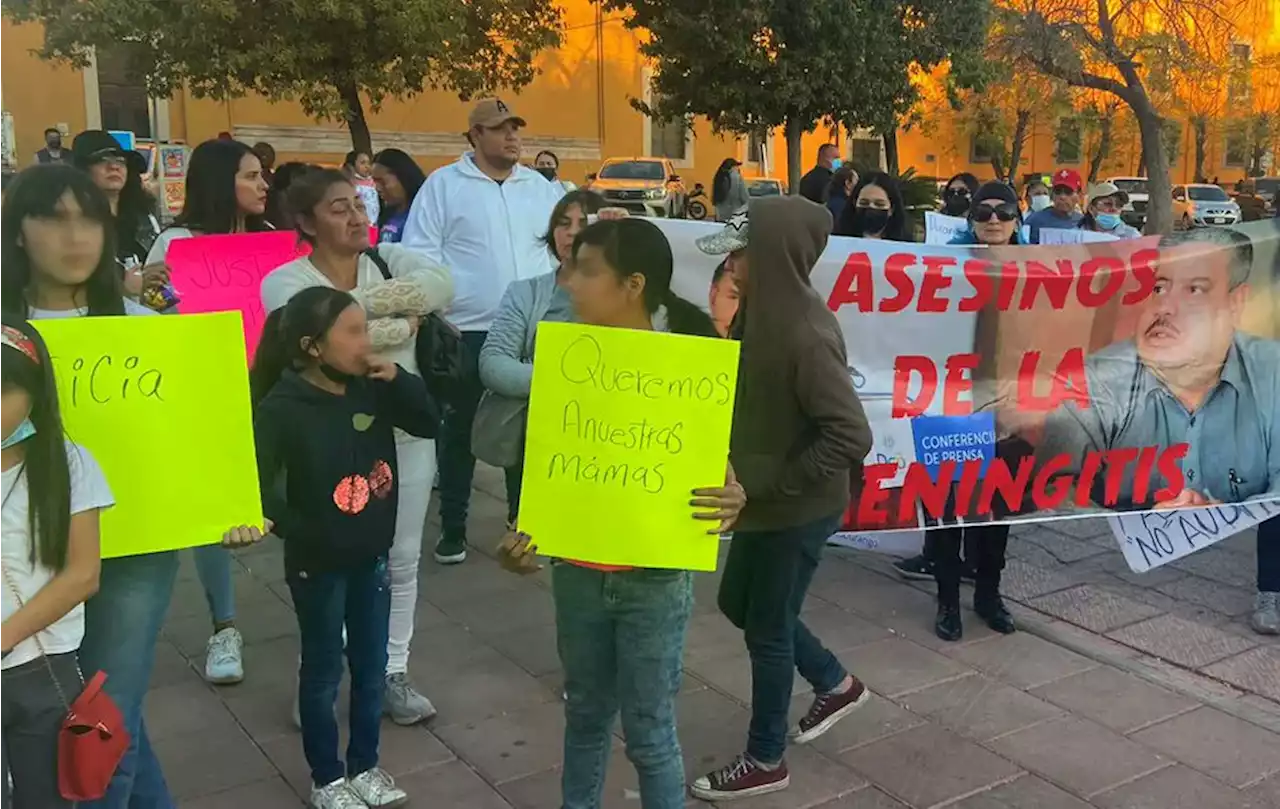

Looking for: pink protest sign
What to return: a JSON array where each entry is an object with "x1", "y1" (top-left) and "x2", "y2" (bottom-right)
[{"x1": 166, "y1": 231, "x2": 306, "y2": 358}]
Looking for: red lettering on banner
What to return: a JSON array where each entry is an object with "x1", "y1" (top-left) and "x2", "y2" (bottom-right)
[
  {"x1": 1123, "y1": 249, "x2": 1160, "y2": 304},
  {"x1": 918, "y1": 256, "x2": 955, "y2": 312},
  {"x1": 1016, "y1": 348, "x2": 1090, "y2": 413},
  {"x1": 1076, "y1": 257, "x2": 1127, "y2": 308},
  {"x1": 855, "y1": 445, "x2": 1192, "y2": 524},
  {"x1": 881, "y1": 253, "x2": 916, "y2": 313},
  {"x1": 891, "y1": 354, "x2": 978, "y2": 417},
  {"x1": 959, "y1": 259, "x2": 993, "y2": 312},
  {"x1": 826, "y1": 253, "x2": 874, "y2": 312},
  {"x1": 1019, "y1": 260, "x2": 1074, "y2": 310},
  {"x1": 1131, "y1": 445, "x2": 1159, "y2": 503}
]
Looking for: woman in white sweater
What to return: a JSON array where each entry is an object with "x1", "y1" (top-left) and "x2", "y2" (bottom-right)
[{"x1": 260, "y1": 167, "x2": 454, "y2": 727}]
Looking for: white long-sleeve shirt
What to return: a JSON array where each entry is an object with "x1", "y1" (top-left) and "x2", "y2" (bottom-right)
[{"x1": 400, "y1": 152, "x2": 564, "y2": 332}]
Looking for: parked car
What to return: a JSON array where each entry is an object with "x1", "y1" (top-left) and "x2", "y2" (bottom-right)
[
  {"x1": 1108, "y1": 176, "x2": 1149, "y2": 228},
  {"x1": 1253, "y1": 176, "x2": 1279, "y2": 215},
  {"x1": 1172, "y1": 183, "x2": 1241, "y2": 228},
  {"x1": 588, "y1": 158, "x2": 686, "y2": 217},
  {"x1": 745, "y1": 176, "x2": 786, "y2": 197}
]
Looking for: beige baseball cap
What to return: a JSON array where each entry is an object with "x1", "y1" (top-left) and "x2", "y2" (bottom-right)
[{"x1": 468, "y1": 98, "x2": 526, "y2": 129}]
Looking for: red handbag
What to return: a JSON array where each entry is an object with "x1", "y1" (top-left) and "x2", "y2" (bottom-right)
[{"x1": 4, "y1": 569, "x2": 130, "y2": 800}]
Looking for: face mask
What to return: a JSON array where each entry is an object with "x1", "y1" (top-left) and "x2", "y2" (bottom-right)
[
  {"x1": 1095, "y1": 212, "x2": 1122, "y2": 230},
  {"x1": 831, "y1": 158, "x2": 843, "y2": 170},
  {"x1": 942, "y1": 192, "x2": 970, "y2": 216},
  {"x1": 1030, "y1": 195, "x2": 1052, "y2": 212},
  {"x1": 853, "y1": 208, "x2": 891, "y2": 236},
  {"x1": 535, "y1": 166, "x2": 557, "y2": 181},
  {"x1": 1, "y1": 418, "x2": 36, "y2": 450}
]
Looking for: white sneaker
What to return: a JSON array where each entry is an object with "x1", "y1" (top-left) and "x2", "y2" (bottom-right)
[
  {"x1": 204, "y1": 628, "x2": 244, "y2": 684},
  {"x1": 1252, "y1": 591, "x2": 1279, "y2": 635},
  {"x1": 309, "y1": 778, "x2": 365, "y2": 809},
  {"x1": 349, "y1": 767, "x2": 408, "y2": 808}
]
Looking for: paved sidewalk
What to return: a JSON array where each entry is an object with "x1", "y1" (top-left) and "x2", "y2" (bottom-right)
[{"x1": 154, "y1": 467, "x2": 1280, "y2": 807}]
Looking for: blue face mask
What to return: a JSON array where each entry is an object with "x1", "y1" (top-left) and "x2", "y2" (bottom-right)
[
  {"x1": 831, "y1": 158, "x2": 843, "y2": 170},
  {"x1": 1, "y1": 418, "x2": 35, "y2": 450},
  {"x1": 1095, "y1": 212, "x2": 1122, "y2": 230}
]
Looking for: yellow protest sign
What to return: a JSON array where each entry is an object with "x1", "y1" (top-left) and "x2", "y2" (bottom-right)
[
  {"x1": 518, "y1": 322, "x2": 740, "y2": 571},
  {"x1": 33, "y1": 313, "x2": 262, "y2": 558}
]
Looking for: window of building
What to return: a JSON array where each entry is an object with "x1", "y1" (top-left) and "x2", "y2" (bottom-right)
[
  {"x1": 970, "y1": 136, "x2": 994, "y2": 164},
  {"x1": 850, "y1": 138, "x2": 881, "y2": 170},
  {"x1": 1055, "y1": 119, "x2": 1082, "y2": 163},
  {"x1": 96, "y1": 43, "x2": 152, "y2": 138},
  {"x1": 746, "y1": 130, "x2": 768, "y2": 164}
]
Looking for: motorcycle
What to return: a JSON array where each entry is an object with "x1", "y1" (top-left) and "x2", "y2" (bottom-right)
[{"x1": 685, "y1": 183, "x2": 709, "y2": 220}]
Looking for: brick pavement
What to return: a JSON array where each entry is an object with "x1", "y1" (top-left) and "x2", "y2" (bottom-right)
[{"x1": 155, "y1": 467, "x2": 1280, "y2": 807}]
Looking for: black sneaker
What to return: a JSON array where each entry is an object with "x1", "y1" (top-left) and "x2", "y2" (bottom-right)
[
  {"x1": 433, "y1": 534, "x2": 468, "y2": 565},
  {"x1": 893, "y1": 555, "x2": 935, "y2": 580},
  {"x1": 975, "y1": 596, "x2": 1016, "y2": 634},
  {"x1": 935, "y1": 601, "x2": 963, "y2": 641}
]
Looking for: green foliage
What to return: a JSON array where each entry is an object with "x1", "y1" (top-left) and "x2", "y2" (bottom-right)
[
  {"x1": 602, "y1": 0, "x2": 991, "y2": 187},
  {"x1": 5, "y1": 0, "x2": 562, "y2": 149}
]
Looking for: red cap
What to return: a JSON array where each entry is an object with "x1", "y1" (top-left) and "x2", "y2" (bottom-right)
[{"x1": 1051, "y1": 168, "x2": 1083, "y2": 192}]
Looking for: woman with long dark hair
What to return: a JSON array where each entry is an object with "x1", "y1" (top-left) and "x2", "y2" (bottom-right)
[
  {"x1": 835, "y1": 171, "x2": 910, "y2": 241},
  {"x1": 499, "y1": 217, "x2": 744, "y2": 809},
  {"x1": 0, "y1": 163, "x2": 178, "y2": 805},
  {"x1": 825, "y1": 165, "x2": 858, "y2": 226},
  {"x1": 143, "y1": 137, "x2": 272, "y2": 687},
  {"x1": 265, "y1": 161, "x2": 319, "y2": 229},
  {"x1": 261, "y1": 167, "x2": 453, "y2": 727},
  {"x1": 371, "y1": 149, "x2": 426, "y2": 243},
  {"x1": 940, "y1": 171, "x2": 980, "y2": 217},
  {"x1": 712, "y1": 158, "x2": 750, "y2": 221}
]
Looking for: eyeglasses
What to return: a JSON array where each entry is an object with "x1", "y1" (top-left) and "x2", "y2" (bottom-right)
[{"x1": 970, "y1": 203, "x2": 1020, "y2": 222}]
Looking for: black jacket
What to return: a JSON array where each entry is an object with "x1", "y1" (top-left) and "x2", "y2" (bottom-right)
[
  {"x1": 799, "y1": 166, "x2": 833, "y2": 204},
  {"x1": 254, "y1": 368, "x2": 438, "y2": 573}
]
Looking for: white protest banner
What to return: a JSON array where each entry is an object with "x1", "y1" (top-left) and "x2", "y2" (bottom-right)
[
  {"x1": 829, "y1": 529, "x2": 926, "y2": 556},
  {"x1": 924, "y1": 212, "x2": 969, "y2": 246},
  {"x1": 1109, "y1": 499, "x2": 1280, "y2": 572}
]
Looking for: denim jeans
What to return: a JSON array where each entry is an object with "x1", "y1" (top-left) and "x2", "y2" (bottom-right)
[
  {"x1": 1259, "y1": 516, "x2": 1280, "y2": 592},
  {"x1": 553, "y1": 563, "x2": 693, "y2": 809},
  {"x1": 79, "y1": 550, "x2": 180, "y2": 809},
  {"x1": 1, "y1": 652, "x2": 81, "y2": 809},
  {"x1": 288, "y1": 556, "x2": 391, "y2": 787},
  {"x1": 437, "y1": 331, "x2": 489, "y2": 540},
  {"x1": 192, "y1": 545, "x2": 235, "y2": 625},
  {"x1": 718, "y1": 514, "x2": 847, "y2": 765}
]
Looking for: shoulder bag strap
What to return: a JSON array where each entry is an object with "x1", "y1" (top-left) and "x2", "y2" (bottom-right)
[
  {"x1": 2, "y1": 564, "x2": 72, "y2": 710},
  {"x1": 364, "y1": 248, "x2": 392, "y2": 281}
]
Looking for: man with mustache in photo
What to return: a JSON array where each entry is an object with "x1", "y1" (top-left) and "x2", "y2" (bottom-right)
[{"x1": 1038, "y1": 228, "x2": 1279, "y2": 511}]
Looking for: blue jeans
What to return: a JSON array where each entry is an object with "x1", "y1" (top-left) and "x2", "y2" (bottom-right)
[
  {"x1": 718, "y1": 514, "x2": 847, "y2": 765},
  {"x1": 79, "y1": 551, "x2": 180, "y2": 809},
  {"x1": 192, "y1": 545, "x2": 235, "y2": 625},
  {"x1": 554, "y1": 563, "x2": 693, "y2": 809},
  {"x1": 437, "y1": 331, "x2": 488, "y2": 540},
  {"x1": 287, "y1": 556, "x2": 391, "y2": 787},
  {"x1": 1259, "y1": 516, "x2": 1280, "y2": 592}
]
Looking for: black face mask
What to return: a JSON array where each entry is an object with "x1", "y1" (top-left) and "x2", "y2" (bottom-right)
[
  {"x1": 535, "y1": 166, "x2": 557, "y2": 181},
  {"x1": 853, "y1": 208, "x2": 891, "y2": 236},
  {"x1": 942, "y1": 191, "x2": 971, "y2": 216}
]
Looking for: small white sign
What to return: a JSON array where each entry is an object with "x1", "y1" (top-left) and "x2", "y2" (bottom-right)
[
  {"x1": 862, "y1": 396, "x2": 917, "y2": 488},
  {"x1": 1109, "y1": 499, "x2": 1280, "y2": 572},
  {"x1": 829, "y1": 529, "x2": 926, "y2": 557},
  {"x1": 1038, "y1": 228, "x2": 1119, "y2": 245},
  {"x1": 924, "y1": 212, "x2": 970, "y2": 246}
]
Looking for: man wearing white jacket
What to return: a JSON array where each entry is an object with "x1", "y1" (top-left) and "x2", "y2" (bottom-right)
[{"x1": 402, "y1": 98, "x2": 565, "y2": 564}]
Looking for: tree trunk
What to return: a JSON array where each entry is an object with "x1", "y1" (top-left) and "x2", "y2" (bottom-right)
[
  {"x1": 338, "y1": 80, "x2": 373, "y2": 155},
  {"x1": 1007, "y1": 110, "x2": 1031, "y2": 184},
  {"x1": 882, "y1": 128, "x2": 900, "y2": 175},
  {"x1": 1088, "y1": 114, "x2": 1113, "y2": 183},
  {"x1": 1192, "y1": 117, "x2": 1208, "y2": 183},
  {"x1": 1135, "y1": 102, "x2": 1173, "y2": 234},
  {"x1": 785, "y1": 116, "x2": 804, "y2": 194}
]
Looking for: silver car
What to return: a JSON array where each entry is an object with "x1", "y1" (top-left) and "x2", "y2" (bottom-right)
[{"x1": 1172, "y1": 184, "x2": 1241, "y2": 228}]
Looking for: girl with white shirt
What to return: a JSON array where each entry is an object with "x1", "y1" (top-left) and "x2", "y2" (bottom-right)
[
  {"x1": 142, "y1": 138, "x2": 272, "y2": 686},
  {"x1": 261, "y1": 167, "x2": 453, "y2": 727},
  {"x1": 1, "y1": 316, "x2": 113, "y2": 808}
]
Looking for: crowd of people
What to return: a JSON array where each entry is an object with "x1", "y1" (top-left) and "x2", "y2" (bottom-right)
[{"x1": 0, "y1": 97, "x2": 1277, "y2": 809}]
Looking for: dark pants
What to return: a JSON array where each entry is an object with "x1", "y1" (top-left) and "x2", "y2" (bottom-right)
[
  {"x1": 438, "y1": 331, "x2": 489, "y2": 541},
  {"x1": 718, "y1": 514, "x2": 848, "y2": 765},
  {"x1": 288, "y1": 556, "x2": 391, "y2": 787},
  {"x1": 1259, "y1": 516, "x2": 1280, "y2": 592},
  {"x1": 933, "y1": 524, "x2": 1010, "y2": 604},
  {"x1": 921, "y1": 529, "x2": 977, "y2": 566},
  {"x1": 504, "y1": 462, "x2": 524, "y2": 525},
  {"x1": 1, "y1": 652, "x2": 81, "y2": 809}
]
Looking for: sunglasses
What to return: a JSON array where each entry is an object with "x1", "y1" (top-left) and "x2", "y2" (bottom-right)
[
  {"x1": 945, "y1": 187, "x2": 971, "y2": 197},
  {"x1": 970, "y1": 203, "x2": 1020, "y2": 222}
]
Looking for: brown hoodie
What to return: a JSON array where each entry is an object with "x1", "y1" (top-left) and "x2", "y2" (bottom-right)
[{"x1": 730, "y1": 196, "x2": 872, "y2": 532}]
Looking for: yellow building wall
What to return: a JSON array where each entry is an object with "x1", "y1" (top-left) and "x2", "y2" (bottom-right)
[{"x1": 2, "y1": 18, "x2": 89, "y2": 165}]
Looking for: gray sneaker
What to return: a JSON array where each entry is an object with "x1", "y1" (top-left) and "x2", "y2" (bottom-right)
[
  {"x1": 349, "y1": 767, "x2": 408, "y2": 808},
  {"x1": 384, "y1": 672, "x2": 437, "y2": 725},
  {"x1": 1251, "y1": 591, "x2": 1279, "y2": 635},
  {"x1": 309, "y1": 779, "x2": 364, "y2": 809}
]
